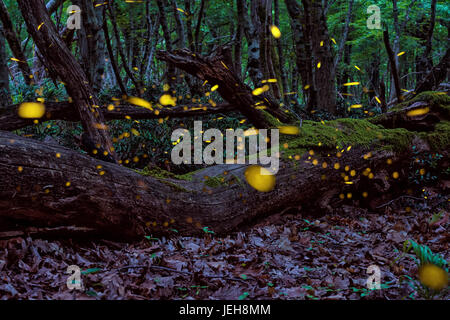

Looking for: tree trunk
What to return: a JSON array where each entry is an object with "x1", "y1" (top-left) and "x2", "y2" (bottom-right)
[
  {"x1": 156, "y1": 0, "x2": 176, "y2": 88},
  {"x1": 194, "y1": 0, "x2": 205, "y2": 53},
  {"x1": 0, "y1": 0, "x2": 32, "y2": 85},
  {"x1": 1, "y1": 97, "x2": 446, "y2": 239},
  {"x1": 17, "y1": 0, "x2": 116, "y2": 163},
  {"x1": 274, "y1": 0, "x2": 288, "y2": 104},
  {"x1": 238, "y1": 0, "x2": 263, "y2": 86},
  {"x1": 102, "y1": 11, "x2": 127, "y2": 96},
  {"x1": 333, "y1": 0, "x2": 353, "y2": 70},
  {"x1": 73, "y1": 0, "x2": 106, "y2": 94},
  {"x1": 417, "y1": 0, "x2": 437, "y2": 84},
  {"x1": 108, "y1": 1, "x2": 142, "y2": 94},
  {"x1": 302, "y1": 0, "x2": 336, "y2": 113},
  {"x1": 413, "y1": 48, "x2": 449, "y2": 95},
  {"x1": 285, "y1": 0, "x2": 317, "y2": 112},
  {"x1": 0, "y1": 23, "x2": 10, "y2": 106},
  {"x1": 233, "y1": 0, "x2": 243, "y2": 78},
  {"x1": 383, "y1": 28, "x2": 402, "y2": 103}
]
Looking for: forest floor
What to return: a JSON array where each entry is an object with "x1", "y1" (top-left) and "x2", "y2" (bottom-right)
[{"x1": 0, "y1": 185, "x2": 448, "y2": 300}]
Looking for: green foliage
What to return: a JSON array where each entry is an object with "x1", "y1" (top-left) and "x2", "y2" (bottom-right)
[
  {"x1": 400, "y1": 239, "x2": 449, "y2": 299},
  {"x1": 403, "y1": 240, "x2": 448, "y2": 270}
]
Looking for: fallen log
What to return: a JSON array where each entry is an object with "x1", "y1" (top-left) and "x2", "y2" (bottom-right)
[
  {"x1": 0, "y1": 101, "x2": 237, "y2": 131},
  {"x1": 1, "y1": 95, "x2": 448, "y2": 240}
]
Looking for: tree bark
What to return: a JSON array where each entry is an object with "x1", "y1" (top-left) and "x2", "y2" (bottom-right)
[
  {"x1": 333, "y1": 0, "x2": 353, "y2": 70},
  {"x1": 108, "y1": 0, "x2": 142, "y2": 94},
  {"x1": 383, "y1": 28, "x2": 403, "y2": 103},
  {"x1": 156, "y1": 47, "x2": 294, "y2": 128},
  {"x1": 274, "y1": 0, "x2": 288, "y2": 103},
  {"x1": 285, "y1": 0, "x2": 316, "y2": 112},
  {"x1": 156, "y1": 0, "x2": 176, "y2": 87},
  {"x1": 238, "y1": 0, "x2": 263, "y2": 86},
  {"x1": 17, "y1": 0, "x2": 116, "y2": 163},
  {"x1": 194, "y1": 0, "x2": 205, "y2": 53},
  {"x1": 413, "y1": 48, "x2": 449, "y2": 95},
  {"x1": 0, "y1": 0, "x2": 32, "y2": 85},
  {"x1": 73, "y1": 0, "x2": 106, "y2": 93},
  {"x1": 102, "y1": 9, "x2": 127, "y2": 96},
  {"x1": 301, "y1": 0, "x2": 336, "y2": 113},
  {"x1": 0, "y1": 23, "x2": 10, "y2": 107},
  {"x1": 1, "y1": 103, "x2": 444, "y2": 239},
  {"x1": 157, "y1": 47, "x2": 272, "y2": 128}
]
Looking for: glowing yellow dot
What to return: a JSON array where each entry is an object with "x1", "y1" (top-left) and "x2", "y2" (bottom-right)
[
  {"x1": 270, "y1": 25, "x2": 281, "y2": 39},
  {"x1": 244, "y1": 165, "x2": 276, "y2": 192},
  {"x1": 350, "y1": 170, "x2": 356, "y2": 177},
  {"x1": 18, "y1": 102, "x2": 45, "y2": 118},
  {"x1": 56, "y1": 153, "x2": 61, "y2": 158},
  {"x1": 65, "y1": 182, "x2": 71, "y2": 187},
  {"x1": 418, "y1": 264, "x2": 448, "y2": 291},
  {"x1": 312, "y1": 159, "x2": 319, "y2": 165},
  {"x1": 18, "y1": 166, "x2": 23, "y2": 172},
  {"x1": 362, "y1": 192, "x2": 368, "y2": 198},
  {"x1": 392, "y1": 172, "x2": 399, "y2": 179},
  {"x1": 322, "y1": 162, "x2": 328, "y2": 168}
]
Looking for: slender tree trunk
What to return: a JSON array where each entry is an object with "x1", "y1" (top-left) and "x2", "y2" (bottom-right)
[
  {"x1": 259, "y1": 0, "x2": 281, "y2": 99},
  {"x1": 285, "y1": 0, "x2": 317, "y2": 112},
  {"x1": 383, "y1": 28, "x2": 402, "y2": 103},
  {"x1": 171, "y1": 0, "x2": 186, "y2": 49},
  {"x1": 422, "y1": 0, "x2": 437, "y2": 76},
  {"x1": 389, "y1": 0, "x2": 401, "y2": 100},
  {"x1": 140, "y1": 2, "x2": 159, "y2": 85},
  {"x1": 108, "y1": 0, "x2": 142, "y2": 94},
  {"x1": 102, "y1": 10, "x2": 127, "y2": 96},
  {"x1": 274, "y1": 0, "x2": 287, "y2": 103},
  {"x1": 184, "y1": 0, "x2": 195, "y2": 52},
  {"x1": 0, "y1": 23, "x2": 11, "y2": 106},
  {"x1": 238, "y1": 0, "x2": 263, "y2": 86},
  {"x1": 73, "y1": 0, "x2": 106, "y2": 94},
  {"x1": 156, "y1": 0, "x2": 176, "y2": 87},
  {"x1": 234, "y1": 0, "x2": 243, "y2": 78},
  {"x1": 194, "y1": 0, "x2": 205, "y2": 53},
  {"x1": 333, "y1": 0, "x2": 353, "y2": 70},
  {"x1": 0, "y1": 0, "x2": 32, "y2": 85},
  {"x1": 301, "y1": 0, "x2": 336, "y2": 113}
]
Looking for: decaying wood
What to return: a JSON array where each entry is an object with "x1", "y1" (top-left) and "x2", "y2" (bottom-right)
[
  {"x1": 0, "y1": 128, "x2": 419, "y2": 240},
  {"x1": 0, "y1": 102, "x2": 236, "y2": 131}
]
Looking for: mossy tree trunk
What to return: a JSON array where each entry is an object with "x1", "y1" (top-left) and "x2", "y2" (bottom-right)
[{"x1": 0, "y1": 92, "x2": 448, "y2": 240}]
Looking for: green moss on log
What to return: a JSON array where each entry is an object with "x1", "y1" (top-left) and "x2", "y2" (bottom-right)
[
  {"x1": 426, "y1": 121, "x2": 450, "y2": 150},
  {"x1": 280, "y1": 118, "x2": 415, "y2": 159}
]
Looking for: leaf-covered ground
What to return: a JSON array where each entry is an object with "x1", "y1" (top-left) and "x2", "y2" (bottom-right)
[{"x1": 0, "y1": 189, "x2": 448, "y2": 300}]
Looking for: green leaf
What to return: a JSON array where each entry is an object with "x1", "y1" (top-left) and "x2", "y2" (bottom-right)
[
  {"x1": 81, "y1": 268, "x2": 102, "y2": 275},
  {"x1": 238, "y1": 292, "x2": 249, "y2": 300}
]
